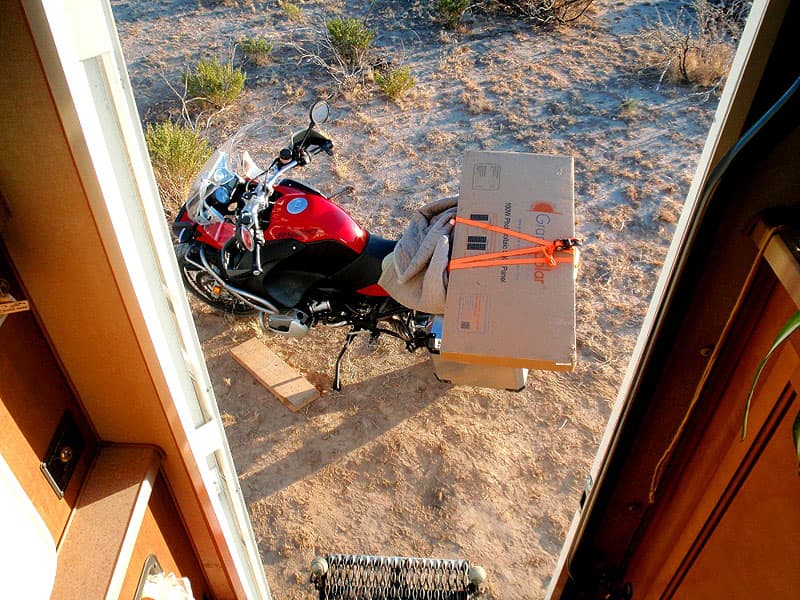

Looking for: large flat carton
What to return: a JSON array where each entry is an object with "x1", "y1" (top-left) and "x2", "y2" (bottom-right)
[{"x1": 441, "y1": 151, "x2": 576, "y2": 370}]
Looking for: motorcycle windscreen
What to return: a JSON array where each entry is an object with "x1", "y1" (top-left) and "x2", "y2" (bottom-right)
[
  {"x1": 186, "y1": 122, "x2": 262, "y2": 225},
  {"x1": 185, "y1": 151, "x2": 233, "y2": 225}
]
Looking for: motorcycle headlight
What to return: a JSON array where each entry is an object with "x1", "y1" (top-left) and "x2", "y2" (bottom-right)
[
  {"x1": 212, "y1": 186, "x2": 230, "y2": 206},
  {"x1": 212, "y1": 166, "x2": 236, "y2": 186}
]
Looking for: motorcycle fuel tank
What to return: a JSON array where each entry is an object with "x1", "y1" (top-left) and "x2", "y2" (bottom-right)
[{"x1": 267, "y1": 186, "x2": 368, "y2": 254}]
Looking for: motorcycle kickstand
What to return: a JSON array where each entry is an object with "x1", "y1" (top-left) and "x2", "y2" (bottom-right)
[
  {"x1": 368, "y1": 330, "x2": 380, "y2": 351},
  {"x1": 333, "y1": 330, "x2": 359, "y2": 392}
]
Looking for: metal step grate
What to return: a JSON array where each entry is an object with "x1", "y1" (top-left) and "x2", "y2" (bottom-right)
[{"x1": 309, "y1": 554, "x2": 488, "y2": 600}]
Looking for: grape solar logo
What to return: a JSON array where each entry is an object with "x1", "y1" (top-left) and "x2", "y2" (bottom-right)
[
  {"x1": 528, "y1": 201, "x2": 558, "y2": 214},
  {"x1": 531, "y1": 203, "x2": 556, "y2": 286}
]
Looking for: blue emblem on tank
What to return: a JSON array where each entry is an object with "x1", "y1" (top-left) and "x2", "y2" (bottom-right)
[{"x1": 286, "y1": 197, "x2": 308, "y2": 215}]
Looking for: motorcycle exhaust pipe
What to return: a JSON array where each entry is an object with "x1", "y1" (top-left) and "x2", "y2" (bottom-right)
[{"x1": 259, "y1": 310, "x2": 310, "y2": 338}]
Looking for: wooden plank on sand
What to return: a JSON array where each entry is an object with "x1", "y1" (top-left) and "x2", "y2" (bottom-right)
[{"x1": 231, "y1": 338, "x2": 319, "y2": 412}]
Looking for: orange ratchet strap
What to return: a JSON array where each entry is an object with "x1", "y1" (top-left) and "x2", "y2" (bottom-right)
[{"x1": 449, "y1": 216, "x2": 580, "y2": 271}]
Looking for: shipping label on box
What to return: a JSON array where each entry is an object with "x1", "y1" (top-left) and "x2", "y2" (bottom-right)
[{"x1": 441, "y1": 151, "x2": 576, "y2": 370}]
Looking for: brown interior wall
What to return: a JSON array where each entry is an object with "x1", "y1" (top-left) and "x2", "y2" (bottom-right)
[
  {"x1": 0, "y1": 0, "x2": 174, "y2": 451},
  {"x1": 0, "y1": 2, "x2": 244, "y2": 595},
  {"x1": 0, "y1": 254, "x2": 96, "y2": 545},
  {"x1": 625, "y1": 269, "x2": 800, "y2": 598},
  {"x1": 121, "y1": 474, "x2": 212, "y2": 599}
]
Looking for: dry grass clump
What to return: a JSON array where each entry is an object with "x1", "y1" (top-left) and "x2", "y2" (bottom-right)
[
  {"x1": 282, "y1": 80, "x2": 308, "y2": 100},
  {"x1": 599, "y1": 204, "x2": 634, "y2": 231},
  {"x1": 641, "y1": 0, "x2": 747, "y2": 90},
  {"x1": 210, "y1": 0, "x2": 254, "y2": 7},
  {"x1": 461, "y1": 89, "x2": 492, "y2": 114},
  {"x1": 144, "y1": 121, "x2": 211, "y2": 216},
  {"x1": 425, "y1": 130, "x2": 458, "y2": 149},
  {"x1": 479, "y1": 0, "x2": 594, "y2": 25},
  {"x1": 438, "y1": 45, "x2": 473, "y2": 78},
  {"x1": 331, "y1": 156, "x2": 354, "y2": 181},
  {"x1": 656, "y1": 199, "x2": 682, "y2": 224}
]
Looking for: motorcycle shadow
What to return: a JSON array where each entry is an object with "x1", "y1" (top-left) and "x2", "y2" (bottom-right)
[{"x1": 214, "y1": 353, "x2": 452, "y2": 500}]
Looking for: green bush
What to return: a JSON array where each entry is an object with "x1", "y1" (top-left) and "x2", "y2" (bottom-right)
[
  {"x1": 375, "y1": 66, "x2": 416, "y2": 101},
  {"x1": 437, "y1": 0, "x2": 471, "y2": 28},
  {"x1": 144, "y1": 121, "x2": 211, "y2": 215},
  {"x1": 184, "y1": 57, "x2": 246, "y2": 108},
  {"x1": 281, "y1": 1, "x2": 303, "y2": 21},
  {"x1": 238, "y1": 37, "x2": 273, "y2": 66},
  {"x1": 326, "y1": 17, "x2": 375, "y2": 67}
]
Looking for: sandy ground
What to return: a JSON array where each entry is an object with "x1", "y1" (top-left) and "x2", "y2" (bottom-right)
[{"x1": 112, "y1": 0, "x2": 727, "y2": 597}]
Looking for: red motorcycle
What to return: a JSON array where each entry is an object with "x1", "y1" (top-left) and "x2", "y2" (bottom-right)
[{"x1": 173, "y1": 102, "x2": 437, "y2": 389}]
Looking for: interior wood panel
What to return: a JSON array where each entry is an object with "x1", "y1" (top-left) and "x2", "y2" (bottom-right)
[
  {"x1": 0, "y1": 2, "x2": 260, "y2": 596},
  {"x1": 625, "y1": 263, "x2": 800, "y2": 598},
  {"x1": 0, "y1": 4, "x2": 238, "y2": 594},
  {"x1": 51, "y1": 445, "x2": 160, "y2": 599},
  {"x1": 0, "y1": 252, "x2": 96, "y2": 544},
  {"x1": 121, "y1": 474, "x2": 212, "y2": 599},
  {"x1": 671, "y1": 384, "x2": 800, "y2": 598}
]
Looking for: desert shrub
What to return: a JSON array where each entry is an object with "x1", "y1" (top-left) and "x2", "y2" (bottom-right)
[
  {"x1": 437, "y1": 0, "x2": 471, "y2": 28},
  {"x1": 144, "y1": 121, "x2": 211, "y2": 214},
  {"x1": 326, "y1": 18, "x2": 375, "y2": 68},
  {"x1": 238, "y1": 36, "x2": 273, "y2": 66},
  {"x1": 481, "y1": 0, "x2": 594, "y2": 25},
  {"x1": 375, "y1": 66, "x2": 416, "y2": 101},
  {"x1": 184, "y1": 57, "x2": 246, "y2": 108},
  {"x1": 292, "y1": 18, "x2": 377, "y2": 89},
  {"x1": 619, "y1": 97, "x2": 642, "y2": 119},
  {"x1": 641, "y1": 0, "x2": 747, "y2": 89},
  {"x1": 280, "y1": 1, "x2": 303, "y2": 21}
]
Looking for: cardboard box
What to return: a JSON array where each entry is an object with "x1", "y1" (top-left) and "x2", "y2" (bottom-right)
[
  {"x1": 430, "y1": 354, "x2": 528, "y2": 391},
  {"x1": 441, "y1": 151, "x2": 576, "y2": 370}
]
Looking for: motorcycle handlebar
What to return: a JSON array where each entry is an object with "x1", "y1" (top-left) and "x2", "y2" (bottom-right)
[
  {"x1": 267, "y1": 159, "x2": 299, "y2": 188},
  {"x1": 248, "y1": 159, "x2": 299, "y2": 231}
]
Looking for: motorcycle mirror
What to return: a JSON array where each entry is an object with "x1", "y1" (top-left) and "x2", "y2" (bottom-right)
[{"x1": 309, "y1": 100, "x2": 330, "y2": 125}]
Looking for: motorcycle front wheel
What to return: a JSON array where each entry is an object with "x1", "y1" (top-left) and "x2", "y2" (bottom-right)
[{"x1": 176, "y1": 243, "x2": 256, "y2": 315}]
